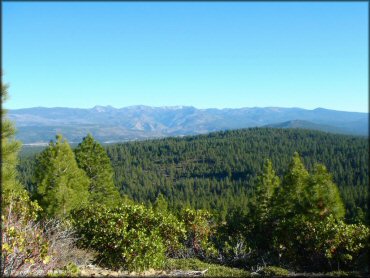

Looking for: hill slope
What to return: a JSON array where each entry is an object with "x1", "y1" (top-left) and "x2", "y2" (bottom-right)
[
  {"x1": 103, "y1": 128, "x2": 367, "y2": 222},
  {"x1": 263, "y1": 120, "x2": 349, "y2": 134},
  {"x1": 17, "y1": 128, "x2": 368, "y2": 222}
]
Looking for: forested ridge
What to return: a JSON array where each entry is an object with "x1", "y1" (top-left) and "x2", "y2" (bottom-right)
[
  {"x1": 18, "y1": 128, "x2": 368, "y2": 223},
  {"x1": 105, "y1": 128, "x2": 368, "y2": 223}
]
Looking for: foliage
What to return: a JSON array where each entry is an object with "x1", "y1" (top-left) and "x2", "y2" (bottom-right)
[
  {"x1": 306, "y1": 164, "x2": 345, "y2": 221},
  {"x1": 214, "y1": 207, "x2": 251, "y2": 267},
  {"x1": 271, "y1": 152, "x2": 311, "y2": 221},
  {"x1": 1, "y1": 191, "x2": 88, "y2": 276},
  {"x1": 268, "y1": 154, "x2": 348, "y2": 268},
  {"x1": 257, "y1": 266, "x2": 289, "y2": 276},
  {"x1": 214, "y1": 153, "x2": 369, "y2": 272},
  {"x1": 74, "y1": 134, "x2": 120, "y2": 207},
  {"x1": 18, "y1": 128, "x2": 368, "y2": 223},
  {"x1": 1, "y1": 82, "x2": 54, "y2": 276},
  {"x1": 264, "y1": 155, "x2": 368, "y2": 271},
  {"x1": 217, "y1": 234, "x2": 251, "y2": 268},
  {"x1": 59, "y1": 262, "x2": 81, "y2": 277},
  {"x1": 165, "y1": 258, "x2": 250, "y2": 277},
  {"x1": 247, "y1": 159, "x2": 280, "y2": 254},
  {"x1": 11, "y1": 123, "x2": 370, "y2": 273},
  {"x1": 71, "y1": 203, "x2": 186, "y2": 271},
  {"x1": 1, "y1": 81, "x2": 24, "y2": 196},
  {"x1": 180, "y1": 208, "x2": 218, "y2": 259},
  {"x1": 273, "y1": 215, "x2": 369, "y2": 271},
  {"x1": 1, "y1": 191, "x2": 55, "y2": 276},
  {"x1": 249, "y1": 159, "x2": 280, "y2": 223},
  {"x1": 34, "y1": 134, "x2": 90, "y2": 218},
  {"x1": 153, "y1": 192, "x2": 169, "y2": 213},
  {"x1": 104, "y1": 128, "x2": 368, "y2": 223}
]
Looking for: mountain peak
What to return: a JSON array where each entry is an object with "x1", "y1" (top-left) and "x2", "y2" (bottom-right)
[
  {"x1": 92, "y1": 105, "x2": 115, "y2": 112},
  {"x1": 8, "y1": 106, "x2": 368, "y2": 144}
]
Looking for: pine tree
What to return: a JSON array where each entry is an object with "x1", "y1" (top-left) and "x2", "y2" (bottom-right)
[
  {"x1": 272, "y1": 152, "x2": 310, "y2": 220},
  {"x1": 247, "y1": 159, "x2": 280, "y2": 252},
  {"x1": 35, "y1": 134, "x2": 89, "y2": 218},
  {"x1": 153, "y1": 193, "x2": 169, "y2": 213},
  {"x1": 74, "y1": 134, "x2": 120, "y2": 207},
  {"x1": 250, "y1": 159, "x2": 280, "y2": 223},
  {"x1": 1, "y1": 82, "x2": 24, "y2": 196},
  {"x1": 306, "y1": 163, "x2": 345, "y2": 220}
]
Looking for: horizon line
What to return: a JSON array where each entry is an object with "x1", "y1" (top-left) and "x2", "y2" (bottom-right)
[{"x1": 6, "y1": 105, "x2": 368, "y2": 114}]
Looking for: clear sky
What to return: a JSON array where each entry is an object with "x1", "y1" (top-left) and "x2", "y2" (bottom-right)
[{"x1": 3, "y1": 2, "x2": 368, "y2": 112}]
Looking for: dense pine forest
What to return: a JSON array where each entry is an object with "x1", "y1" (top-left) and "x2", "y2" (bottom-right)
[
  {"x1": 18, "y1": 128, "x2": 369, "y2": 223},
  {"x1": 105, "y1": 128, "x2": 368, "y2": 223}
]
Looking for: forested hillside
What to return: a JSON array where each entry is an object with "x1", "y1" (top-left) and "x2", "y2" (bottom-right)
[
  {"x1": 10, "y1": 126, "x2": 370, "y2": 275},
  {"x1": 19, "y1": 128, "x2": 368, "y2": 223}
]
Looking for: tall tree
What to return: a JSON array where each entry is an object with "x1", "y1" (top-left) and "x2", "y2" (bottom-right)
[
  {"x1": 250, "y1": 159, "x2": 280, "y2": 223},
  {"x1": 271, "y1": 152, "x2": 345, "y2": 223},
  {"x1": 1, "y1": 82, "x2": 24, "y2": 196},
  {"x1": 246, "y1": 159, "x2": 280, "y2": 254},
  {"x1": 35, "y1": 134, "x2": 89, "y2": 218},
  {"x1": 74, "y1": 134, "x2": 120, "y2": 206},
  {"x1": 306, "y1": 164, "x2": 345, "y2": 220},
  {"x1": 271, "y1": 152, "x2": 310, "y2": 220}
]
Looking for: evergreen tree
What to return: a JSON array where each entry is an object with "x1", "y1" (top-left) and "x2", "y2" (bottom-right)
[
  {"x1": 306, "y1": 164, "x2": 345, "y2": 220},
  {"x1": 272, "y1": 152, "x2": 309, "y2": 220},
  {"x1": 271, "y1": 153, "x2": 345, "y2": 223},
  {"x1": 247, "y1": 159, "x2": 280, "y2": 254},
  {"x1": 250, "y1": 159, "x2": 280, "y2": 223},
  {"x1": 18, "y1": 128, "x2": 368, "y2": 223},
  {"x1": 1, "y1": 82, "x2": 24, "y2": 196},
  {"x1": 35, "y1": 134, "x2": 89, "y2": 218},
  {"x1": 74, "y1": 134, "x2": 120, "y2": 206},
  {"x1": 153, "y1": 193, "x2": 169, "y2": 213}
]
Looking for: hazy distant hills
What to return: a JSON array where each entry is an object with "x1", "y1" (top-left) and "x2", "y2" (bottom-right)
[
  {"x1": 263, "y1": 120, "x2": 352, "y2": 134},
  {"x1": 8, "y1": 106, "x2": 368, "y2": 144}
]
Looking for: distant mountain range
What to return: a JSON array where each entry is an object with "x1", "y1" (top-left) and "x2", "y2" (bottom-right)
[{"x1": 8, "y1": 106, "x2": 368, "y2": 144}]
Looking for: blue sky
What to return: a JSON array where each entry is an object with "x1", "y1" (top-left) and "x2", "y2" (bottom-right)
[{"x1": 3, "y1": 2, "x2": 368, "y2": 112}]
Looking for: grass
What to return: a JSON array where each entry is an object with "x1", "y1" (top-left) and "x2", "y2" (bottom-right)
[{"x1": 165, "y1": 258, "x2": 250, "y2": 277}]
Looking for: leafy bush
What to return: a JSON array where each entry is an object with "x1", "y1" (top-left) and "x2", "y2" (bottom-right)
[
  {"x1": 71, "y1": 203, "x2": 186, "y2": 271},
  {"x1": 275, "y1": 215, "x2": 369, "y2": 271},
  {"x1": 319, "y1": 216, "x2": 369, "y2": 270},
  {"x1": 181, "y1": 208, "x2": 218, "y2": 259},
  {"x1": 1, "y1": 191, "x2": 55, "y2": 276},
  {"x1": 216, "y1": 234, "x2": 251, "y2": 267}
]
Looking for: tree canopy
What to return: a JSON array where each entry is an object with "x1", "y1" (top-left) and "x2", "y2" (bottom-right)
[
  {"x1": 34, "y1": 134, "x2": 90, "y2": 218},
  {"x1": 1, "y1": 81, "x2": 24, "y2": 196},
  {"x1": 74, "y1": 133, "x2": 120, "y2": 206}
]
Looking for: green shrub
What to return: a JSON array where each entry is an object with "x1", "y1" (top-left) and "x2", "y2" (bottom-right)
[
  {"x1": 61, "y1": 262, "x2": 80, "y2": 276},
  {"x1": 274, "y1": 215, "x2": 369, "y2": 271},
  {"x1": 258, "y1": 266, "x2": 289, "y2": 276},
  {"x1": 181, "y1": 208, "x2": 218, "y2": 259},
  {"x1": 71, "y1": 203, "x2": 186, "y2": 271}
]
